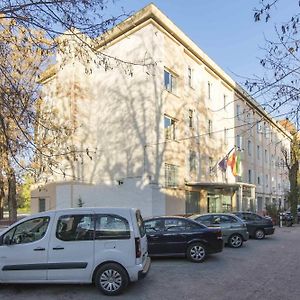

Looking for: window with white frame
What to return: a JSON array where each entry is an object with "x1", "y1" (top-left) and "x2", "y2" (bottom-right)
[
  {"x1": 248, "y1": 169, "x2": 252, "y2": 184},
  {"x1": 223, "y1": 94, "x2": 227, "y2": 110},
  {"x1": 164, "y1": 69, "x2": 177, "y2": 93},
  {"x1": 189, "y1": 151, "x2": 197, "y2": 172},
  {"x1": 209, "y1": 156, "x2": 214, "y2": 173},
  {"x1": 236, "y1": 104, "x2": 241, "y2": 120},
  {"x1": 224, "y1": 128, "x2": 228, "y2": 145},
  {"x1": 165, "y1": 164, "x2": 178, "y2": 187},
  {"x1": 265, "y1": 149, "x2": 268, "y2": 163},
  {"x1": 257, "y1": 121, "x2": 263, "y2": 133},
  {"x1": 236, "y1": 135, "x2": 243, "y2": 149},
  {"x1": 208, "y1": 120, "x2": 213, "y2": 137},
  {"x1": 188, "y1": 109, "x2": 193, "y2": 128},
  {"x1": 257, "y1": 145, "x2": 260, "y2": 160},
  {"x1": 207, "y1": 81, "x2": 212, "y2": 100},
  {"x1": 248, "y1": 140, "x2": 252, "y2": 156},
  {"x1": 164, "y1": 115, "x2": 176, "y2": 140},
  {"x1": 257, "y1": 176, "x2": 261, "y2": 185},
  {"x1": 188, "y1": 67, "x2": 193, "y2": 87},
  {"x1": 265, "y1": 174, "x2": 269, "y2": 188}
]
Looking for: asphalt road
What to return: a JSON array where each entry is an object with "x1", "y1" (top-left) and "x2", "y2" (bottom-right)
[{"x1": 1, "y1": 225, "x2": 300, "y2": 300}]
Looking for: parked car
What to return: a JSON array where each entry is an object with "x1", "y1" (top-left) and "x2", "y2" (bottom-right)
[
  {"x1": 281, "y1": 211, "x2": 293, "y2": 226},
  {"x1": 189, "y1": 213, "x2": 249, "y2": 248},
  {"x1": 232, "y1": 211, "x2": 275, "y2": 239},
  {"x1": 0, "y1": 208, "x2": 151, "y2": 296},
  {"x1": 144, "y1": 216, "x2": 223, "y2": 263}
]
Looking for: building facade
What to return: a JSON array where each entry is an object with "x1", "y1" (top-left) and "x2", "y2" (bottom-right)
[{"x1": 31, "y1": 4, "x2": 291, "y2": 217}]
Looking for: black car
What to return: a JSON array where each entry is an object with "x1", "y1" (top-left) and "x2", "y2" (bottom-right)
[
  {"x1": 232, "y1": 212, "x2": 275, "y2": 239},
  {"x1": 144, "y1": 216, "x2": 223, "y2": 262}
]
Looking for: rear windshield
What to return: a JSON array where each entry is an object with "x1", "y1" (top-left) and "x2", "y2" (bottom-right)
[{"x1": 136, "y1": 210, "x2": 146, "y2": 237}]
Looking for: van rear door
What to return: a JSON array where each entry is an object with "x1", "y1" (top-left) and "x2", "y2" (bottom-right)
[{"x1": 134, "y1": 210, "x2": 148, "y2": 264}]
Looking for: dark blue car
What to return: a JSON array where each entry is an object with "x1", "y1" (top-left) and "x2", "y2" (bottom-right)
[{"x1": 144, "y1": 216, "x2": 223, "y2": 263}]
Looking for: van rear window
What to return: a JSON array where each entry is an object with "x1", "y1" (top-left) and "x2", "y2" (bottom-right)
[
  {"x1": 136, "y1": 210, "x2": 146, "y2": 237},
  {"x1": 95, "y1": 214, "x2": 130, "y2": 240}
]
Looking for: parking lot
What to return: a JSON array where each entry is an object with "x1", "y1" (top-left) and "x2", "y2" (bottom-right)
[{"x1": 1, "y1": 225, "x2": 300, "y2": 300}]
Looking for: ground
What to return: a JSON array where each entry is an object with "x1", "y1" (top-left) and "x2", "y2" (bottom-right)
[{"x1": 1, "y1": 225, "x2": 300, "y2": 299}]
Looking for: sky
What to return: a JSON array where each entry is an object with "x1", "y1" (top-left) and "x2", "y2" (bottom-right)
[{"x1": 110, "y1": 0, "x2": 298, "y2": 88}]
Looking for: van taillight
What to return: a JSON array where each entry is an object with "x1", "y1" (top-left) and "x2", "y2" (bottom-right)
[{"x1": 135, "y1": 237, "x2": 141, "y2": 258}]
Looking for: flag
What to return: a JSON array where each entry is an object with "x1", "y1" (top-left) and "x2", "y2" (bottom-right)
[
  {"x1": 218, "y1": 157, "x2": 227, "y2": 172},
  {"x1": 227, "y1": 151, "x2": 237, "y2": 175},
  {"x1": 233, "y1": 151, "x2": 242, "y2": 176}
]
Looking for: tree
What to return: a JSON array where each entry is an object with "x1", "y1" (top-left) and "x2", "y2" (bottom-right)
[
  {"x1": 280, "y1": 120, "x2": 300, "y2": 220},
  {"x1": 248, "y1": 1, "x2": 300, "y2": 218},
  {"x1": 0, "y1": 1, "x2": 132, "y2": 222},
  {"x1": 247, "y1": 1, "x2": 300, "y2": 126},
  {"x1": 0, "y1": 19, "x2": 50, "y2": 221}
]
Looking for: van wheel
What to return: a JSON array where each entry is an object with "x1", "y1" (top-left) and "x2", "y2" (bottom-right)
[
  {"x1": 255, "y1": 229, "x2": 265, "y2": 240},
  {"x1": 228, "y1": 234, "x2": 243, "y2": 248},
  {"x1": 187, "y1": 243, "x2": 207, "y2": 263},
  {"x1": 95, "y1": 263, "x2": 128, "y2": 296}
]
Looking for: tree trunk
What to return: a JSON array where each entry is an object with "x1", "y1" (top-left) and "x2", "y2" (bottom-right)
[
  {"x1": 0, "y1": 174, "x2": 5, "y2": 220},
  {"x1": 7, "y1": 169, "x2": 17, "y2": 223},
  {"x1": 288, "y1": 147, "x2": 299, "y2": 221}
]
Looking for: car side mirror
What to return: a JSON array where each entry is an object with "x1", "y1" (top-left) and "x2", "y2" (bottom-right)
[{"x1": 3, "y1": 235, "x2": 12, "y2": 246}]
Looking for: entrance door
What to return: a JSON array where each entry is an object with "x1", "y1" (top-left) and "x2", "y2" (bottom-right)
[{"x1": 185, "y1": 191, "x2": 200, "y2": 214}]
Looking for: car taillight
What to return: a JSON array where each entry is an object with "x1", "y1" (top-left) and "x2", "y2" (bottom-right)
[
  {"x1": 135, "y1": 237, "x2": 141, "y2": 258},
  {"x1": 216, "y1": 229, "x2": 222, "y2": 239}
]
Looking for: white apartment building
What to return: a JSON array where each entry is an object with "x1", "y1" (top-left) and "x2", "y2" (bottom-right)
[{"x1": 31, "y1": 4, "x2": 291, "y2": 217}]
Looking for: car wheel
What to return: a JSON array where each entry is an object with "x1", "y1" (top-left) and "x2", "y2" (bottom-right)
[
  {"x1": 255, "y1": 229, "x2": 265, "y2": 240},
  {"x1": 95, "y1": 263, "x2": 128, "y2": 296},
  {"x1": 187, "y1": 243, "x2": 207, "y2": 263},
  {"x1": 228, "y1": 234, "x2": 243, "y2": 248}
]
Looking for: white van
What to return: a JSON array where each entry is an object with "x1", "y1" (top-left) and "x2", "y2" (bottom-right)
[{"x1": 0, "y1": 207, "x2": 151, "y2": 295}]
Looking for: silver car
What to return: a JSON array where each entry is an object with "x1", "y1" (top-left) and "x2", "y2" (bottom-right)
[{"x1": 189, "y1": 213, "x2": 249, "y2": 248}]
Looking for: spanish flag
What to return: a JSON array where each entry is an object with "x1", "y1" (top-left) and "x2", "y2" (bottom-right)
[{"x1": 227, "y1": 150, "x2": 241, "y2": 176}]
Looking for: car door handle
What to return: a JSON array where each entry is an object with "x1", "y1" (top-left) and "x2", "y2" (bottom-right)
[
  {"x1": 53, "y1": 247, "x2": 64, "y2": 250},
  {"x1": 34, "y1": 247, "x2": 46, "y2": 251},
  {"x1": 149, "y1": 235, "x2": 160, "y2": 239}
]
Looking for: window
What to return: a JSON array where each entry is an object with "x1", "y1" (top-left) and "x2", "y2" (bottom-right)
[
  {"x1": 236, "y1": 104, "x2": 241, "y2": 120},
  {"x1": 264, "y1": 124, "x2": 269, "y2": 138},
  {"x1": 188, "y1": 67, "x2": 193, "y2": 87},
  {"x1": 207, "y1": 81, "x2": 212, "y2": 100},
  {"x1": 164, "y1": 69, "x2": 177, "y2": 93},
  {"x1": 236, "y1": 135, "x2": 243, "y2": 149},
  {"x1": 257, "y1": 145, "x2": 260, "y2": 160},
  {"x1": 144, "y1": 219, "x2": 165, "y2": 233},
  {"x1": 208, "y1": 120, "x2": 213, "y2": 137},
  {"x1": 136, "y1": 210, "x2": 146, "y2": 237},
  {"x1": 224, "y1": 128, "x2": 228, "y2": 145},
  {"x1": 209, "y1": 157, "x2": 214, "y2": 173},
  {"x1": 56, "y1": 214, "x2": 94, "y2": 241},
  {"x1": 265, "y1": 149, "x2": 268, "y2": 163},
  {"x1": 248, "y1": 169, "x2": 252, "y2": 183},
  {"x1": 248, "y1": 140, "x2": 252, "y2": 156},
  {"x1": 196, "y1": 215, "x2": 212, "y2": 225},
  {"x1": 164, "y1": 115, "x2": 176, "y2": 140},
  {"x1": 95, "y1": 215, "x2": 130, "y2": 240},
  {"x1": 188, "y1": 109, "x2": 193, "y2": 128},
  {"x1": 3, "y1": 217, "x2": 50, "y2": 245},
  {"x1": 257, "y1": 122, "x2": 262, "y2": 133},
  {"x1": 257, "y1": 176, "x2": 261, "y2": 185},
  {"x1": 165, "y1": 163, "x2": 178, "y2": 187},
  {"x1": 219, "y1": 215, "x2": 238, "y2": 224},
  {"x1": 189, "y1": 151, "x2": 197, "y2": 172},
  {"x1": 265, "y1": 175, "x2": 269, "y2": 188},
  {"x1": 223, "y1": 94, "x2": 227, "y2": 110},
  {"x1": 39, "y1": 198, "x2": 46, "y2": 212}
]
